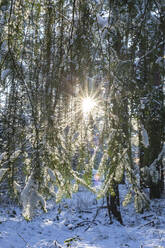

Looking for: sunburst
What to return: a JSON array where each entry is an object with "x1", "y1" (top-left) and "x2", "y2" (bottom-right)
[{"x1": 82, "y1": 97, "x2": 96, "y2": 115}]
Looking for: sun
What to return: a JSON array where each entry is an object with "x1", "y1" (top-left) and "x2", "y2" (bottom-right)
[{"x1": 82, "y1": 97, "x2": 96, "y2": 114}]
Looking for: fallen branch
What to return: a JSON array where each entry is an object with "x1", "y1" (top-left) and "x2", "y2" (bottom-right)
[
  {"x1": 142, "y1": 215, "x2": 153, "y2": 220},
  {"x1": 17, "y1": 233, "x2": 32, "y2": 248},
  {"x1": 138, "y1": 221, "x2": 155, "y2": 229},
  {"x1": 74, "y1": 220, "x2": 98, "y2": 229},
  {"x1": 78, "y1": 210, "x2": 93, "y2": 214}
]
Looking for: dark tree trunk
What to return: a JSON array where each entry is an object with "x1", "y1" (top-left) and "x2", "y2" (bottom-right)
[{"x1": 106, "y1": 184, "x2": 123, "y2": 225}]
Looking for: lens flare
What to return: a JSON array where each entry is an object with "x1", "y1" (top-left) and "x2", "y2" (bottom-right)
[{"x1": 94, "y1": 173, "x2": 100, "y2": 181}]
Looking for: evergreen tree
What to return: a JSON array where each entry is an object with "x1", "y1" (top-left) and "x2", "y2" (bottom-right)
[{"x1": 0, "y1": 0, "x2": 164, "y2": 221}]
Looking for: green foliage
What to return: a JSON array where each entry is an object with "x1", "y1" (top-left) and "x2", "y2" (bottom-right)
[
  {"x1": 0, "y1": 0, "x2": 164, "y2": 219},
  {"x1": 64, "y1": 235, "x2": 81, "y2": 248},
  {"x1": 122, "y1": 192, "x2": 132, "y2": 207}
]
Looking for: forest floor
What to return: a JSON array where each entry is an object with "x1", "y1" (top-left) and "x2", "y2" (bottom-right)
[{"x1": 0, "y1": 187, "x2": 165, "y2": 248}]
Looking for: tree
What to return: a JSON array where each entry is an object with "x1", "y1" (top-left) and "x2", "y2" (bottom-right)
[
  {"x1": 134, "y1": 0, "x2": 165, "y2": 199},
  {"x1": 0, "y1": 0, "x2": 164, "y2": 221}
]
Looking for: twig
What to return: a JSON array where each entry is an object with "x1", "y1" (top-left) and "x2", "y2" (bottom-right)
[
  {"x1": 138, "y1": 221, "x2": 155, "y2": 229},
  {"x1": 55, "y1": 10, "x2": 72, "y2": 24},
  {"x1": 17, "y1": 233, "x2": 32, "y2": 248},
  {"x1": 142, "y1": 214, "x2": 153, "y2": 220},
  {"x1": 74, "y1": 220, "x2": 97, "y2": 229},
  {"x1": 78, "y1": 210, "x2": 93, "y2": 214},
  {"x1": 85, "y1": 205, "x2": 108, "y2": 231}
]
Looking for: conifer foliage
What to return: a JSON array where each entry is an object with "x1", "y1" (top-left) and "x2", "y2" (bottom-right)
[{"x1": 0, "y1": 0, "x2": 164, "y2": 222}]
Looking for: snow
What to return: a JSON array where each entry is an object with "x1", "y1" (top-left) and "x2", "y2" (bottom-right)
[
  {"x1": 141, "y1": 125, "x2": 149, "y2": 148},
  {"x1": 96, "y1": 14, "x2": 108, "y2": 28},
  {"x1": 1, "y1": 69, "x2": 10, "y2": 81},
  {"x1": 0, "y1": 188, "x2": 165, "y2": 248}
]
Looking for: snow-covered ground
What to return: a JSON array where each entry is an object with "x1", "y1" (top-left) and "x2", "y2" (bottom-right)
[{"x1": 0, "y1": 189, "x2": 165, "y2": 248}]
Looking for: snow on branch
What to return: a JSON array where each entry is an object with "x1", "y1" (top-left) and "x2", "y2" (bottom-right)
[
  {"x1": 13, "y1": 181, "x2": 22, "y2": 194},
  {"x1": 21, "y1": 173, "x2": 47, "y2": 220},
  {"x1": 0, "y1": 168, "x2": 8, "y2": 182},
  {"x1": 141, "y1": 124, "x2": 149, "y2": 148},
  {"x1": 47, "y1": 167, "x2": 56, "y2": 182},
  {"x1": 0, "y1": 152, "x2": 7, "y2": 165},
  {"x1": 119, "y1": 41, "x2": 165, "y2": 66},
  {"x1": 71, "y1": 170, "x2": 97, "y2": 194}
]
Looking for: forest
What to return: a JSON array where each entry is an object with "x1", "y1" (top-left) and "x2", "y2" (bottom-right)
[{"x1": 0, "y1": 0, "x2": 164, "y2": 247}]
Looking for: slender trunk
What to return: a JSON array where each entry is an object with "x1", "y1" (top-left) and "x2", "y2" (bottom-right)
[{"x1": 106, "y1": 184, "x2": 123, "y2": 225}]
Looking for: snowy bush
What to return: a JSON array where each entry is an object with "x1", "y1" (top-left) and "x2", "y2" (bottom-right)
[
  {"x1": 70, "y1": 188, "x2": 96, "y2": 211},
  {"x1": 20, "y1": 173, "x2": 47, "y2": 220}
]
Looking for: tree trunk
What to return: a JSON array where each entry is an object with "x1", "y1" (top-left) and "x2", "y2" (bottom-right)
[{"x1": 106, "y1": 184, "x2": 123, "y2": 225}]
